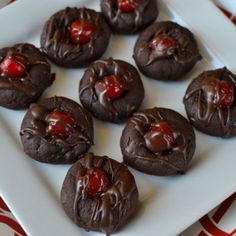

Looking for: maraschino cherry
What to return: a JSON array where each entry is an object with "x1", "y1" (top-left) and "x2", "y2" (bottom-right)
[
  {"x1": 84, "y1": 168, "x2": 109, "y2": 197},
  {"x1": 218, "y1": 81, "x2": 234, "y2": 108},
  {"x1": 149, "y1": 35, "x2": 177, "y2": 57},
  {"x1": 70, "y1": 19, "x2": 96, "y2": 44},
  {"x1": 144, "y1": 121, "x2": 175, "y2": 153},
  {"x1": 46, "y1": 109, "x2": 76, "y2": 139},
  {"x1": 117, "y1": 0, "x2": 136, "y2": 13},
  {"x1": 0, "y1": 51, "x2": 28, "y2": 78},
  {"x1": 101, "y1": 75, "x2": 127, "y2": 100}
]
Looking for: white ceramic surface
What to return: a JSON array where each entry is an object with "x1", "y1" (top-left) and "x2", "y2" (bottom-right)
[
  {"x1": 0, "y1": 0, "x2": 11, "y2": 9},
  {"x1": 0, "y1": 0, "x2": 236, "y2": 235}
]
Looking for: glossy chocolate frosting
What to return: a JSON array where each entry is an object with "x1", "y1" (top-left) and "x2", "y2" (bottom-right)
[
  {"x1": 133, "y1": 21, "x2": 202, "y2": 81},
  {"x1": 184, "y1": 67, "x2": 236, "y2": 137},
  {"x1": 21, "y1": 103, "x2": 91, "y2": 146},
  {"x1": 79, "y1": 58, "x2": 144, "y2": 123},
  {"x1": 61, "y1": 153, "x2": 139, "y2": 235},
  {"x1": 144, "y1": 121, "x2": 176, "y2": 153},
  {"x1": 137, "y1": 22, "x2": 201, "y2": 65},
  {"x1": 20, "y1": 96, "x2": 94, "y2": 164},
  {"x1": 40, "y1": 7, "x2": 111, "y2": 67},
  {"x1": 145, "y1": 23, "x2": 201, "y2": 65},
  {"x1": 101, "y1": 0, "x2": 158, "y2": 33},
  {"x1": 120, "y1": 107, "x2": 196, "y2": 175}
]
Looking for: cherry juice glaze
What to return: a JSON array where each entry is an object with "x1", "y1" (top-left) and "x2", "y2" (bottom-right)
[
  {"x1": 43, "y1": 7, "x2": 100, "y2": 59},
  {"x1": 105, "y1": 0, "x2": 150, "y2": 29},
  {"x1": 20, "y1": 103, "x2": 91, "y2": 146},
  {"x1": 0, "y1": 44, "x2": 54, "y2": 96},
  {"x1": 80, "y1": 58, "x2": 135, "y2": 121},
  {"x1": 184, "y1": 68, "x2": 236, "y2": 136},
  {"x1": 73, "y1": 153, "x2": 138, "y2": 235}
]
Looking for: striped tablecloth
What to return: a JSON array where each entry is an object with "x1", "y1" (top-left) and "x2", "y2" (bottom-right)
[{"x1": 0, "y1": 0, "x2": 235, "y2": 235}]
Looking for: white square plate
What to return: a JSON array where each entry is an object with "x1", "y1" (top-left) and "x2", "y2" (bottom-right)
[{"x1": 0, "y1": 0, "x2": 236, "y2": 235}]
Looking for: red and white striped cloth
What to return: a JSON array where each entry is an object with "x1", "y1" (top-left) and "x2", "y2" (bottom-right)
[
  {"x1": 0, "y1": 193, "x2": 235, "y2": 236},
  {"x1": 0, "y1": 0, "x2": 235, "y2": 235},
  {"x1": 0, "y1": 198, "x2": 26, "y2": 236},
  {"x1": 181, "y1": 193, "x2": 236, "y2": 236},
  {"x1": 214, "y1": 0, "x2": 236, "y2": 24}
]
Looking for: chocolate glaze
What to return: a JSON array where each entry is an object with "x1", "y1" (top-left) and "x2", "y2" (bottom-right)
[
  {"x1": 138, "y1": 22, "x2": 201, "y2": 65},
  {"x1": 40, "y1": 7, "x2": 111, "y2": 67},
  {"x1": 144, "y1": 121, "x2": 176, "y2": 153},
  {"x1": 0, "y1": 43, "x2": 54, "y2": 109},
  {"x1": 20, "y1": 96, "x2": 94, "y2": 164},
  {"x1": 21, "y1": 103, "x2": 90, "y2": 146},
  {"x1": 0, "y1": 80, "x2": 36, "y2": 97},
  {"x1": 120, "y1": 107, "x2": 196, "y2": 175},
  {"x1": 44, "y1": 7, "x2": 99, "y2": 57},
  {"x1": 79, "y1": 58, "x2": 144, "y2": 123},
  {"x1": 107, "y1": 0, "x2": 149, "y2": 26},
  {"x1": 184, "y1": 67, "x2": 236, "y2": 137},
  {"x1": 101, "y1": 0, "x2": 158, "y2": 34},
  {"x1": 61, "y1": 153, "x2": 139, "y2": 235},
  {"x1": 133, "y1": 21, "x2": 202, "y2": 81},
  {"x1": 147, "y1": 30, "x2": 199, "y2": 65}
]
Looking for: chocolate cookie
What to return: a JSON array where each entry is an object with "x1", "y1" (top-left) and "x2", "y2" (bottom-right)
[
  {"x1": 120, "y1": 107, "x2": 196, "y2": 175},
  {"x1": 133, "y1": 21, "x2": 202, "y2": 81},
  {"x1": 100, "y1": 0, "x2": 158, "y2": 34},
  {"x1": 79, "y1": 58, "x2": 144, "y2": 123},
  {"x1": 0, "y1": 43, "x2": 54, "y2": 109},
  {"x1": 20, "y1": 96, "x2": 93, "y2": 164},
  {"x1": 183, "y1": 67, "x2": 236, "y2": 138},
  {"x1": 61, "y1": 153, "x2": 139, "y2": 235},
  {"x1": 40, "y1": 7, "x2": 111, "y2": 67}
]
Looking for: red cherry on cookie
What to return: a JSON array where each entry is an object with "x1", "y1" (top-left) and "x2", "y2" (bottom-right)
[
  {"x1": 149, "y1": 35, "x2": 177, "y2": 56},
  {"x1": 103, "y1": 75, "x2": 127, "y2": 99},
  {"x1": 46, "y1": 110, "x2": 76, "y2": 139},
  {"x1": 218, "y1": 81, "x2": 234, "y2": 108},
  {"x1": 144, "y1": 121, "x2": 175, "y2": 153},
  {"x1": 117, "y1": 0, "x2": 136, "y2": 13},
  {"x1": 70, "y1": 19, "x2": 96, "y2": 44},
  {"x1": 0, "y1": 51, "x2": 28, "y2": 78},
  {"x1": 86, "y1": 168, "x2": 109, "y2": 197}
]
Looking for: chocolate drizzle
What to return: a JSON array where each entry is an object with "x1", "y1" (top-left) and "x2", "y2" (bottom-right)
[
  {"x1": 184, "y1": 68, "x2": 236, "y2": 136},
  {"x1": 126, "y1": 110, "x2": 189, "y2": 172},
  {"x1": 144, "y1": 121, "x2": 175, "y2": 153},
  {"x1": 20, "y1": 102, "x2": 91, "y2": 146},
  {"x1": 105, "y1": 0, "x2": 150, "y2": 31},
  {"x1": 144, "y1": 23, "x2": 202, "y2": 65},
  {"x1": 72, "y1": 153, "x2": 138, "y2": 235},
  {"x1": 42, "y1": 7, "x2": 101, "y2": 60},
  {"x1": 79, "y1": 58, "x2": 136, "y2": 121},
  {"x1": 0, "y1": 79, "x2": 37, "y2": 97}
]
